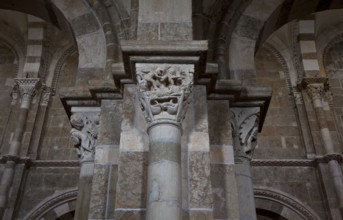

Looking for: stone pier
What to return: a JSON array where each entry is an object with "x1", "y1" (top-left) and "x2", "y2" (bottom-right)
[{"x1": 135, "y1": 63, "x2": 194, "y2": 220}]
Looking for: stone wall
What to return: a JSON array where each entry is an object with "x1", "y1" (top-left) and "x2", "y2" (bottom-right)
[
  {"x1": 39, "y1": 52, "x2": 78, "y2": 160},
  {"x1": 254, "y1": 47, "x2": 305, "y2": 159},
  {"x1": 252, "y1": 166, "x2": 327, "y2": 220},
  {"x1": 16, "y1": 167, "x2": 79, "y2": 219}
]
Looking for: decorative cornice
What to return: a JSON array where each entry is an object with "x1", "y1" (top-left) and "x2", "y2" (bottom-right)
[
  {"x1": 251, "y1": 155, "x2": 343, "y2": 167},
  {"x1": 251, "y1": 159, "x2": 315, "y2": 167},
  {"x1": 0, "y1": 157, "x2": 80, "y2": 167},
  {"x1": 316, "y1": 153, "x2": 343, "y2": 163},
  {"x1": 30, "y1": 160, "x2": 80, "y2": 167}
]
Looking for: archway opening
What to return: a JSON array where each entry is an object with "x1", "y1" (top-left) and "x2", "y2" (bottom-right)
[
  {"x1": 56, "y1": 210, "x2": 75, "y2": 220},
  {"x1": 257, "y1": 208, "x2": 288, "y2": 220}
]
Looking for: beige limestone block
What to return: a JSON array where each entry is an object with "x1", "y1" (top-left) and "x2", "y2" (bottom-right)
[
  {"x1": 138, "y1": 0, "x2": 191, "y2": 23},
  {"x1": 77, "y1": 31, "x2": 106, "y2": 68},
  {"x1": 187, "y1": 132, "x2": 210, "y2": 152}
]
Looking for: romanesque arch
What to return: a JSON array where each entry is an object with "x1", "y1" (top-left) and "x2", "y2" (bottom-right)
[
  {"x1": 254, "y1": 187, "x2": 321, "y2": 220},
  {"x1": 23, "y1": 188, "x2": 78, "y2": 220}
]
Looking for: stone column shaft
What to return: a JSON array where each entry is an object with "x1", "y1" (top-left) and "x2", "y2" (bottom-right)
[
  {"x1": 305, "y1": 81, "x2": 343, "y2": 217},
  {"x1": 147, "y1": 122, "x2": 182, "y2": 220},
  {"x1": 0, "y1": 78, "x2": 40, "y2": 218},
  {"x1": 75, "y1": 161, "x2": 94, "y2": 219},
  {"x1": 235, "y1": 159, "x2": 256, "y2": 220}
]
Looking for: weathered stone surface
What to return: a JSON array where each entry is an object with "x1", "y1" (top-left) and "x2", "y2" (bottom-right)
[
  {"x1": 207, "y1": 100, "x2": 232, "y2": 145},
  {"x1": 116, "y1": 210, "x2": 146, "y2": 220},
  {"x1": 137, "y1": 23, "x2": 158, "y2": 40},
  {"x1": 71, "y1": 13, "x2": 99, "y2": 36},
  {"x1": 116, "y1": 152, "x2": 148, "y2": 208},
  {"x1": 189, "y1": 152, "x2": 212, "y2": 208},
  {"x1": 160, "y1": 22, "x2": 192, "y2": 40}
]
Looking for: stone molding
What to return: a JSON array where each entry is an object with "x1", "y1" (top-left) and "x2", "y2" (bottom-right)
[
  {"x1": 136, "y1": 63, "x2": 193, "y2": 124},
  {"x1": 70, "y1": 112, "x2": 100, "y2": 162},
  {"x1": 230, "y1": 107, "x2": 260, "y2": 159},
  {"x1": 24, "y1": 188, "x2": 78, "y2": 220},
  {"x1": 30, "y1": 160, "x2": 80, "y2": 167},
  {"x1": 251, "y1": 159, "x2": 315, "y2": 167},
  {"x1": 254, "y1": 187, "x2": 321, "y2": 220},
  {"x1": 316, "y1": 153, "x2": 343, "y2": 163},
  {"x1": 0, "y1": 157, "x2": 80, "y2": 167}
]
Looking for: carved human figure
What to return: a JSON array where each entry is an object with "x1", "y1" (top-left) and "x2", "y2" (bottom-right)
[
  {"x1": 70, "y1": 113, "x2": 99, "y2": 161},
  {"x1": 136, "y1": 64, "x2": 193, "y2": 123}
]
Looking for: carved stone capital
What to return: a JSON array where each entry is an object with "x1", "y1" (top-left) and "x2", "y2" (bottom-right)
[
  {"x1": 40, "y1": 86, "x2": 53, "y2": 106},
  {"x1": 306, "y1": 83, "x2": 325, "y2": 100},
  {"x1": 301, "y1": 78, "x2": 328, "y2": 101},
  {"x1": 230, "y1": 107, "x2": 260, "y2": 160},
  {"x1": 70, "y1": 112, "x2": 99, "y2": 162},
  {"x1": 14, "y1": 78, "x2": 41, "y2": 108},
  {"x1": 136, "y1": 63, "x2": 194, "y2": 124}
]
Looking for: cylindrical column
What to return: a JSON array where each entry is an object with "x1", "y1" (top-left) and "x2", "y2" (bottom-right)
[
  {"x1": 75, "y1": 160, "x2": 94, "y2": 219},
  {"x1": 0, "y1": 78, "x2": 40, "y2": 218},
  {"x1": 231, "y1": 107, "x2": 260, "y2": 220},
  {"x1": 235, "y1": 158, "x2": 257, "y2": 220},
  {"x1": 306, "y1": 81, "x2": 343, "y2": 216},
  {"x1": 146, "y1": 122, "x2": 182, "y2": 220}
]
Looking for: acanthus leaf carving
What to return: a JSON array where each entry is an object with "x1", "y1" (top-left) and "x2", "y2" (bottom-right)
[
  {"x1": 70, "y1": 112, "x2": 99, "y2": 162},
  {"x1": 230, "y1": 107, "x2": 260, "y2": 159},
  {"x1": 136, "y1": 63, "x2": 194, "y2": 123}
]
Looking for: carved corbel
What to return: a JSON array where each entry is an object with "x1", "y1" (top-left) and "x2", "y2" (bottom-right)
[
  {"x1": 136, "y1": 63, "x2": 194, "y2": 124},
  {"x1": 230, "y1": 107, "x2": 260, "y2": 160},
  {"x1": 70, "y1": 112, "x2": 99, "y2": 162},
  {"x1": 14, "y1": 78, "x2": 41, "y2": 108}
]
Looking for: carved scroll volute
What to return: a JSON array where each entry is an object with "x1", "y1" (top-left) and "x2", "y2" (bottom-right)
[
  {"x1": 70, "y1": 113, "x2": 99, "y2": 162},
  {"x1": 136, "y1": 64, "x2": 194, "y2": 124},
  {"x1": 230, "y1": 107, "x2": 260, "y2": 160}
]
